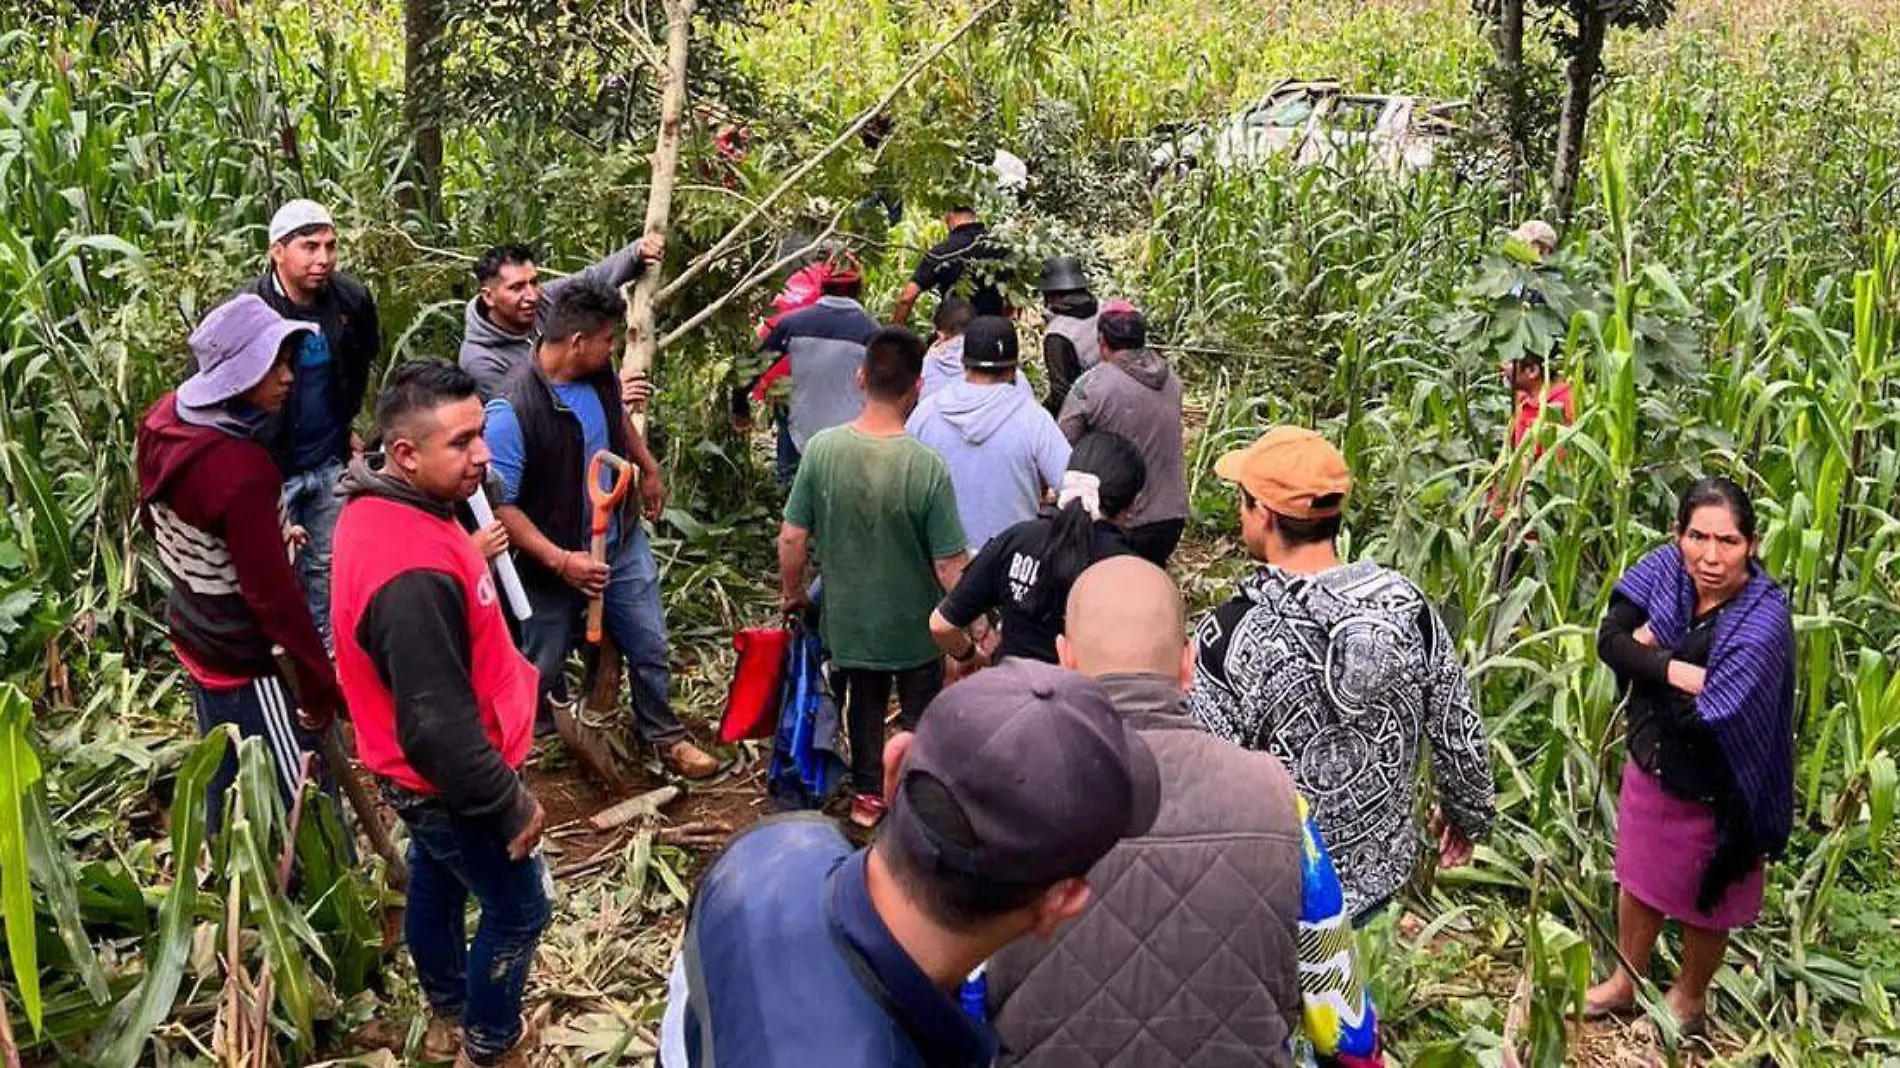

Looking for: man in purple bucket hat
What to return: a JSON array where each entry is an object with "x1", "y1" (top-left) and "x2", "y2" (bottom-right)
[{"x1": 137, "y1": 293, "x2": 344, "y2": 833}]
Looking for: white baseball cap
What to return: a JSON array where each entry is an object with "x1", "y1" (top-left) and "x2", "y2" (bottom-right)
[{"x1": 268, "y1": 199, "x2": 336, "y2": 245}]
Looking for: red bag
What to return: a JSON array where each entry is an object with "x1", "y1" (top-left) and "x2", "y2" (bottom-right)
[{"x1": 719, "y1": 626, "x2": 791, "y2": 742}]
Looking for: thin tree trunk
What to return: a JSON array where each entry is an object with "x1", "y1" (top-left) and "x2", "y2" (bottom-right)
[
  {"x1": 586, "y1": 0, "x2": 693, "y2": 739},
  {"x1": 403, "y1": 0, "x2": 446, "y2": 217},
  {"x1": 1549, "y1": 0, "x2": 1607, "y2": 221},
  {"x1": 1497, "y1": 0, "x2": 1527, "y2": 189},
  {"x1": 1497, "y1": 0, "x2": 1524, "y2": 69},
  {"x1": 620, "y1": 0, "x2": 694, "y2": 433}
]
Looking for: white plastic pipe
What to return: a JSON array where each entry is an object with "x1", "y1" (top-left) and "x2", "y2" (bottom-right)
[{"x1": 467, "y1": 485, "x2": 532, "y2": 621}]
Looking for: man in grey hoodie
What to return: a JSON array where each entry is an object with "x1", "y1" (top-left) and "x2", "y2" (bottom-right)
[
  {"x1": 907, "y1": 317, "x2": 1070, "y2": 552},
  {"x1": 458, "y1": 235, "x2": 664, "y2": 399},
  {"x1": 1057, "y1": 307, "x2": 1189, "y2": 566}
]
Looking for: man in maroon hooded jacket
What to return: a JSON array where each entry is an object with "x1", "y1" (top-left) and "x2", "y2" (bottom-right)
[{"x1": 137, "y1": 293, "x2": 343, "y2": 832}]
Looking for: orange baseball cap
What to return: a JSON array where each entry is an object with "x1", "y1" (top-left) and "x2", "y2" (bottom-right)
[{"x1": 1213, "y1": 426, "x2": 1352, "y2": 519}]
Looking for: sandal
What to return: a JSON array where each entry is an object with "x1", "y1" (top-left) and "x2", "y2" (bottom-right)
[
  {"x1": 1581, "y1": 988, "x2": 1637, "y2": 1021},
  {"x1": 1630, "y1": 1007, "x2": 1709, "y2": 1043},
  {"x1": 1582, "y1": 996, "x2": 1636, "y2": 1021},
  {"x1": 849, "y1": 793, "x2": 887, "y2": 828}
]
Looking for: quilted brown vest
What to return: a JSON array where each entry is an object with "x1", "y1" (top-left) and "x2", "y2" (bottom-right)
[{"x1": 988, "y1": 675, "x2": 1306, "y2": 1067}]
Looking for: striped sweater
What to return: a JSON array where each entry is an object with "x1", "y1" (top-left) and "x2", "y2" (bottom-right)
[{"x1": 136, "y1": 393, "x2": 339, "y2": 714}]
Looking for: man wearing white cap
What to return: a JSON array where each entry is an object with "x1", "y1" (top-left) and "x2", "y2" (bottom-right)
[
  {"x1": 241, "y1": 199, "x2": 384, "y2": 648},
  {"x1": 137, "y1": 294, "x2": 345, "y2": 834}
]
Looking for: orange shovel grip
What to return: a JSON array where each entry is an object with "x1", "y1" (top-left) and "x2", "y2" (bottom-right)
[{"x1": 584, "y1": 451, "x2": 636, "y2": 644}]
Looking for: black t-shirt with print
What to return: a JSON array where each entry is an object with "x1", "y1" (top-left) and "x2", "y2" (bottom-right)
[{"x1": 936, "y1": 515, "x2": 1132, "y2": 663}]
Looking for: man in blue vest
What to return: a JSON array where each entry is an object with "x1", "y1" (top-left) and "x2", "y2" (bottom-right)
[
  {"x1": 486, "y1": 279, "x2": 719, "y2": 780},
  {"x1": 669, "y1": 659, "x2": 1159, "y2": 1067}
]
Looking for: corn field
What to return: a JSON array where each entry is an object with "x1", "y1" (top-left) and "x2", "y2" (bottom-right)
[{"x1": 0, "y1": 0, "x2": 1896, "y2": 1064}]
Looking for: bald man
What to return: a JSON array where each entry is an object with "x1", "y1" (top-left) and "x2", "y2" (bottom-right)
[{"x1": 984, "y1": 558, "x2": 1384, "y2": 1068}]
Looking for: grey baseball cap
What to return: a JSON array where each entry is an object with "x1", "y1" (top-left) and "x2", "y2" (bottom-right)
[
  {"x1": 961, "y1": 315, "x2": 1020, "y2": 370},
  {"x1": 886, "y1": 659, "x2": 1161, "y2": 887},
  {"x1": 178, "y1": 294, "x2": 314, "y2": 408},
  {"x1": 268, "y1": 199, "x2": 335, "y2": 245}
]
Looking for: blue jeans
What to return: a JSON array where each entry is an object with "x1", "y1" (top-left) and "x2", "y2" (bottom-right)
[
  {"x1": 773, "y1": 410, "x2": 801, "y2": 486},
  {"x1": 519, "y1": 523, "x2": 686, "y2": 745},
  {"x1": 281, "y1": 460, "x2": 344, "y2": 650},
  {"x1": 400, "y1": 800, "x2": 553, "y2": 1064}
]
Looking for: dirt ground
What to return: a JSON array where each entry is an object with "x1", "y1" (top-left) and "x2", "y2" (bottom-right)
[{"x1": 526, "y1": 744, "x2": 773, "y2": 874}]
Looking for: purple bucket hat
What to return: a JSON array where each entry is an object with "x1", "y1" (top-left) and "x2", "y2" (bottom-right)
[{"x1": 178, "y1": 294, "x2": 314, "y2": 408}]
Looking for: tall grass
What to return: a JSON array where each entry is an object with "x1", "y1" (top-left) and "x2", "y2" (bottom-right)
[{"x1": 1150, "y1": 40, "x2": 1900, "y2": 1062}]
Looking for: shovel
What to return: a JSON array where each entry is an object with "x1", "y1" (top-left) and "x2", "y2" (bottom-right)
[
  {"x1": 584, "y1": 449, "x2": 637, "y2": 645},
  {"x1": 553, "y1": 450, "x2": 638, "y2": 792}
]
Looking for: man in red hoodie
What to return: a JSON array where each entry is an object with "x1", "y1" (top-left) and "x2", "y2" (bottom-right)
[
  {"x1": 136, "y1": 294, "x2": 343, "y2": 834},
  {"x1": 331, "y1": 360, "x2": 546, "y2": 1068}
]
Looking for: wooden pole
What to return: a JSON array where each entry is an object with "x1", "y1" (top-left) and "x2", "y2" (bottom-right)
[
  {"x1": 270, "y1": 649, "x2": 409, "y2": 888},
  {"x1": 619, "y1": 0, "x2": 696, "y2": 431}
]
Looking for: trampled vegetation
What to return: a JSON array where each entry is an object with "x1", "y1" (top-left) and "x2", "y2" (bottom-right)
[{"x1": 0, "y1": 0, "x2": 1896, "y2": 1064}]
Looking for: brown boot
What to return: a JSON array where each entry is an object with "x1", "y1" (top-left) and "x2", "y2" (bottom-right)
[
  {"x1": 663, "y1": 739, "x2": 721, "y2": 780},
  {"x1": 451, "y1": 1012, "x2": 541, "y2": 1068},
  {"x1": 421, "y1": 1015, "x2": 463, "y2": 1062}
]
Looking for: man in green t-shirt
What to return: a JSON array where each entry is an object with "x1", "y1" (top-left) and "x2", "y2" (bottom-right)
[{"x1": 779, "y1": 325, "x2": 969, "y2": 828}]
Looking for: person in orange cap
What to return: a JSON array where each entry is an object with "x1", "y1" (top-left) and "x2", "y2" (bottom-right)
[{"x1": 1186, "y1": 427, "x2": 1496, "y2": 923}]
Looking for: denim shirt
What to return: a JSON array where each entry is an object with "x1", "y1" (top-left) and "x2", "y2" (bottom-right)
[{"x1": 676, "y1": 816, "x2": 997, "y2": 1068}]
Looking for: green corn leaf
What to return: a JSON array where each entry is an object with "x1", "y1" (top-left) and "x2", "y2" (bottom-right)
[
  {"x1": 1867, "y1": 750, "x2": 1896, "y2": 843},
  {"x1": 25, "y1": 785, "x2": 108, "y2": 1004},
  {"x1": 94, "y1": 727, "x2": 228, "y2": 1068},
  {"x1": 232, "y1": 737, "x2": 321, "y2": 1047},
  {"x1": 0, "y1": 685, "x2": 46, "y2": 1034}
]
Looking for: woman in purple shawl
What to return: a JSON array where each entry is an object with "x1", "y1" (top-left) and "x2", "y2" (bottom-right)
[{"x1": 1583, "y1": 477, "x2": 1795, "y2": 1034}]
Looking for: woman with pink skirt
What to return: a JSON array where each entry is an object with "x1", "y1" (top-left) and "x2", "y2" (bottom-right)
[{"x1": 1583, "y1": 477, "x2": 1796, "y2": 1035}]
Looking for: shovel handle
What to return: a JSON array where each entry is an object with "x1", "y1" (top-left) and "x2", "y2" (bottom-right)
[
  {"x1": 271, "y1": 648, "x2": 409, "y2": 889},
  {"x1": 587, "y1": 450, "x2": 637, "y2": 519},
  {"x1": 584, "y1": 451, "x2": 634, "y2": 645},
  {"x1": 585, "y1": 529, "x2": 610, "y2": 644}
]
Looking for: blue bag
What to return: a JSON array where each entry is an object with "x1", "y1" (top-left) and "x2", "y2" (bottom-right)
[{"x1": 766, "y1": 620, "x2": 845, "y2": 810}]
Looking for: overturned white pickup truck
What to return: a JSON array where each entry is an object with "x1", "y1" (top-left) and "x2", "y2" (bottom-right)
[{"x1": 1150, "y1": 79, "x2": 1468, "y2": 178}]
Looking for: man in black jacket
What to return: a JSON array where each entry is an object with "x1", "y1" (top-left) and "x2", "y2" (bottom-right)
[
  {"x1": 242, "y1": 199, "x2": 383, "y2": 648},
  {"x1": 891, "y1": 206, "x2": 1013, "y2": 325}
]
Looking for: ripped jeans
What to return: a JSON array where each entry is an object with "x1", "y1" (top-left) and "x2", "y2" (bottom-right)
[{"x1": 398, "y1": 798, "x2": 553, "y2": 1064}]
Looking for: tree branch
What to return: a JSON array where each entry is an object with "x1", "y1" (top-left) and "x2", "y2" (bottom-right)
[
  {"x1": 616, "y1": 0, "x2": 666, "y2": 74},
  {"x1": 655, "y1": 0, "x2": 1013, "y2": 307},
  {"x1": 656, "y1": 205, "x2": 852, "y2": 351}
]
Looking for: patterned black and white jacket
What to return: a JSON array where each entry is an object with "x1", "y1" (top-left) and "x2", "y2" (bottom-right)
[{"x1": 1189, "y1": 560, "x2": 1497, "y2": 920}]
